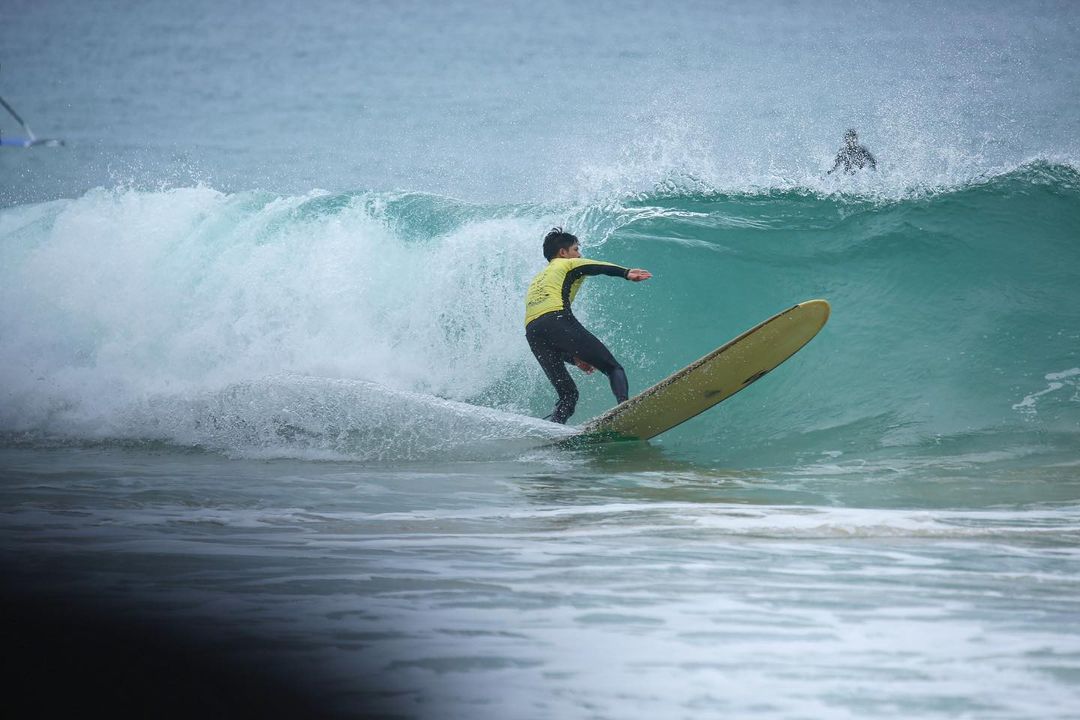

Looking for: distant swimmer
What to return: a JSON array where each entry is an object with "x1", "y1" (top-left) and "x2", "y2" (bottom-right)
[
  {"x1": 827, "y1": 129, "x2": 876, "y2": 174},
  {"x1": 524, "y1": 228, "x2": 651, "y2": 424}
]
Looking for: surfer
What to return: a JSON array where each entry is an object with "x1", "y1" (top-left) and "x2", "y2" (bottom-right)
[
  {"x1": 525, "y1": 228, "x2": 651, "y2": 424},
  {"x1": 827, "y1": 129, "x2": 876, "y2": 174}
]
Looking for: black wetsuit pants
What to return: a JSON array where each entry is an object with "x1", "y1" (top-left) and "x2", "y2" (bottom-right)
[{"x1": 525, "y1": 311, "x2": 628, "y2": 424}]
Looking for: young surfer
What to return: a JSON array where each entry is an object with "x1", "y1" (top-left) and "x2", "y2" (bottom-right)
[
  {"x1": 525, "y1": 228, "x2": 651, "y2": 424},
  {"x1": 827, "y1": 129, "x2": 877, "y2": 174}
]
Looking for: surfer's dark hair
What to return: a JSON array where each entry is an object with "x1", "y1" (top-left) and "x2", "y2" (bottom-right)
[{"x1": 543, "y1": 227, "x2": 578, "y2": 260}]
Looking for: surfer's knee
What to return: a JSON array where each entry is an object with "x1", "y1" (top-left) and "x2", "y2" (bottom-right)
[{"x1": 552, "y1": 388, "x2": 578, "y2": 423}]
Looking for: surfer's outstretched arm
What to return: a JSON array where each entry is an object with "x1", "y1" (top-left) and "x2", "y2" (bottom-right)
[{"x1": 566, "y1": 263, "x2": 651, "y2": 282}]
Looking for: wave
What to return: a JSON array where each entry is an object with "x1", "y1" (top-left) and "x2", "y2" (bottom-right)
[{"x1": 1, "y1": 164, "x2": 1078, "y2": 462}]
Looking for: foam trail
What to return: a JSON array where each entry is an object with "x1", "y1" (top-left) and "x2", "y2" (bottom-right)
[{"x1": 125, "y1": 376, "x2": 570, "y2": 462}]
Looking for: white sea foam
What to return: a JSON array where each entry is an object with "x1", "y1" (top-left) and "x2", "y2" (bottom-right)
[
  {"x1": 1013, "y1": 367, "x2": 1080, "y2": 417},
  {"x1": 0, "y1": 187, "x2": 568, "y2": 454}
]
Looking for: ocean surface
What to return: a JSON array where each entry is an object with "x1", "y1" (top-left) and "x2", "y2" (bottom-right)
[{"x1": 2, "y1": 1, "x2": 1079, "y2": 718}]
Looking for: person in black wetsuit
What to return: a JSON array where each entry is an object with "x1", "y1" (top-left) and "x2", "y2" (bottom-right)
[
  {"x1": 524, "y1": 228, "x2": 651, "y2": 424},
  {"x1": 828, "y1": 129, "x2": 877, "y2": 174}
]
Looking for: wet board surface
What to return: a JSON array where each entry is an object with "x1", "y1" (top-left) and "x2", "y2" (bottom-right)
[{"x1": 573, "y1": 299, "x2": 830, "y2": 442}]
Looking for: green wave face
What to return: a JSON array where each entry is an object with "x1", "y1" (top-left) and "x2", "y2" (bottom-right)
[
  {"x1": 1, "y1": 165, "x2": 1078, "y2": 465},
  {"x1": 578, "y1": 165, "x2": 1080, "y2": 462}
]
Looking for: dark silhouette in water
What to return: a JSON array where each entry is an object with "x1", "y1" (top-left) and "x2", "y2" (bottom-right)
[
  {"x1": 827, "y1": 129, "x2": 876, "y2": 174},
  {"x1": 0, "y1": 555, "x2": 402, "y2": 719}
]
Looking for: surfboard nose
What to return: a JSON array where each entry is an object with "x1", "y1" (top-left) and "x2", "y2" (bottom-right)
[{"x1": 577, "y1": 298, "x2": 831, "y2": 442}]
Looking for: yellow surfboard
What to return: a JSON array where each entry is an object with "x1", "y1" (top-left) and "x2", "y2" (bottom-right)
[{"x1": 575, "y1": 299, "x2": 831, "y2": 441}]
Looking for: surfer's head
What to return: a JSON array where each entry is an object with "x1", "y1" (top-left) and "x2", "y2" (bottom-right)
[
  {"x1": 543, "y1": 228, "x2": 580, "y2": 260},
  {"x1": 844, "y1": 129, "x2": 858, "y2": 145}
]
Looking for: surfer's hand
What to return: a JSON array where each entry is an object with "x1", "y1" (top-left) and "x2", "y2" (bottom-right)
[
  {"x1": 573, "y1": 357, "x2": 595, "y2": 374},
  {"x1": 627, "y1": 269, "x2": 651, "y2": 281}
]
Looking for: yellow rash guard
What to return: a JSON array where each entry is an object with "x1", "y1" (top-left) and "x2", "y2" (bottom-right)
[{"x1": 524, "y1": 257, "x2": 629, "y2": 326}]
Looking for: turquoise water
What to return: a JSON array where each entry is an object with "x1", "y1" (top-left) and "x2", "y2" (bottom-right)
[{"x1": 2, "y1": 1, "x2": 1079, "y2": 718}]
